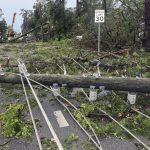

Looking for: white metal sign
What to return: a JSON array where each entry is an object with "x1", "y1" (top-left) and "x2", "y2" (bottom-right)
[
  {"x1": 54, "y1": 110, "x2": 69, "y2": 128},
  {"x1": 76, "y1": 36, "x2": 83, "y2": 40},
  {"x1": 95, "y1": 10, "x2": 105, "y2": 23}
]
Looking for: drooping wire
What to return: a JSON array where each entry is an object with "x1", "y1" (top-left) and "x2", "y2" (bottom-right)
[
  {"x1": 3, "y1": 70, "x2": 150, "y2": 122},
  {"x1": 72, "y1": 58, "x2": 91, "y2": 74},
  {"x1": 18, "y1": 61, "x2": 64, "y2": 150},
  {"x1": 20, "y1": 75, "x2": 43, "y2": 150},
  {"x1": 99, "y1": 108, "x2": 150, "y2": 150},
  {"x1": 112, "y1": 91, "x2": 150, "y2": 120},
  {"x1": 2, "y1": 70, "x2": 150, "y2": 149},
  {"x1": 55, "y1": 64, "x2": 102, "y2": 148},
  {"x1": 132, "y1": 108, "x2": 150, "y2": 120},
  {"x1": 8, "y1": 65, "x2": 103, "y2": 150},
  {"x1": 71, "y1": 60, "x2": 150, "y2": 150},
  {"x1": 71, "y1": 57, "x2": 150, "y2": 120},
  {"x1": 26, "y1": 77, "x2": 103, "y2": 150},
  {"x1": 55, "y1": 97, "x2": 103, "y2": 150},
  {"x1": 81, "y1": 88, "x2": 150, "y2": 149}
]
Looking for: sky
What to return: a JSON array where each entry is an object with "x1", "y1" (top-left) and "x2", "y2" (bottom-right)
[{"x1": 0, "y1": 0, "x2": 76, "y2": 32}]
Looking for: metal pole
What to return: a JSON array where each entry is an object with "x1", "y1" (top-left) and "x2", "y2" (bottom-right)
[{"x1": 98, "y1": 23, "x2": 100, "y2": 53}]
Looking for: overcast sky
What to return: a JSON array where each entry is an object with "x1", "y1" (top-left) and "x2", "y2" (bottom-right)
[{"x1": 0, "y1": 0, "x2": 76, "y2": 32}]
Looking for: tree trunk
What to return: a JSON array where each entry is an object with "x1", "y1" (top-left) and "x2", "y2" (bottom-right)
[
  {"x1": 103, "y1": 0, "x2": 107, "y2": 15},
  {"x1": 76, "y1": 0, "x2": 82, "y2": 16},
  {"x1": 41, "y1": 23, "x2": 44, "y2": 42},
  {"x1": 144, "y1": 0, "x2": 150, "y2": 52},
  {"x1": 10, "y1": 23, "x2": 48, "y2": 42},
  {"x1": 0, "y1": 73, "x2": 150, "y2": 93}
]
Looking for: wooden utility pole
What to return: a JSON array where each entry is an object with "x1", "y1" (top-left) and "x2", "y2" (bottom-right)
[
  {"x1": 144, "y1": 0, "x2": 150, "y2": 52},
  {"x1": 0, "y1": 74, "x2": 150, "y2": 93}
]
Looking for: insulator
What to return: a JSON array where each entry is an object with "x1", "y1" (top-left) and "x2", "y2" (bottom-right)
[
  {"x1": 99, "y1": 86, "x2": 105, "y2": 91},
  {"x1": 127, "y1": 92, "x2": 137, "y2": 105},
  {"x1": 71, "y1": 88, "x2": 80, "y2": 98},
  {"x1": 53, "y1": 83, "x2": 60, "y2": 97},
  {"x1": 89, "y1": 86, "x2": 97, "y2": 101}
]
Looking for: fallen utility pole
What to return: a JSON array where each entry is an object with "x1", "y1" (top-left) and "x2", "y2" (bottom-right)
[{"x1": 0, "y1": 73, "x2": 150, "y2": 93}]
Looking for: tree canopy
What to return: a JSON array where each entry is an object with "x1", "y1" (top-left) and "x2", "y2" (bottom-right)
[
  {"x1": 21, "y1": 0, "x2": 144, "y2": 50},
  {"x1": 0, "y1": 19, "x2": 7, "y2": 41}
]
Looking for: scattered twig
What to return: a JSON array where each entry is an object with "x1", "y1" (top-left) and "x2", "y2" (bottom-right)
[{"x1": 0, "y1": 139, "x2": 11, "y2": 146}]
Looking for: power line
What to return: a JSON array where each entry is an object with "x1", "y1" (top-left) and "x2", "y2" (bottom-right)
[
  {"x1": 20, "y1": 75, "x2": 43, "y2": 150},
  {"x1": 70, "y1": 57, "x2": 150, "y2": 150},
  {"x1": 18, "y1": 60, "x2": 64, "y2": 150},
  {"x1": 27, "y1": 77, "x2": 103, "y2": 150}
]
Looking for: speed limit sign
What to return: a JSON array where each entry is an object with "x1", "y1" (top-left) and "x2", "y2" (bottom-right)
[{"x1": 95, "y1": 10, "x2": 105, "y2": 23}]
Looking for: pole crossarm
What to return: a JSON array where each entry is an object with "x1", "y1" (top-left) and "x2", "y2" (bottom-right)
[{"x1": 1, "y1": 73, "x2": 150, "y2": 93}]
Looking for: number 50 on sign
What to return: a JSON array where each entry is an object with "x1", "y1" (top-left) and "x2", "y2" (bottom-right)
[{"x1": 95, "y1": 10, "x2": 105, "y2": 23}]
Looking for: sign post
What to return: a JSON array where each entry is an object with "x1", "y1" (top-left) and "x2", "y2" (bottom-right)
[
  {"x1": 98, "y1": 23, "x2": 100, "y2": 54},
  {"x1": 95, "y1": 10, "x2": 105, "y2": 53}
]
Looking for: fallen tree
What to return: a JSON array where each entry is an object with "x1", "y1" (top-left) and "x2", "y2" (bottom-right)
[
  {"x1": 10, "y1": 22, "x2": 49, "y2": 42},
  {"x1": 90, "y1": 60, "x2": 138, "y2": 70},
  {"x1": 0, "y1": 73, "x2": 150, "y2": 93}
]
